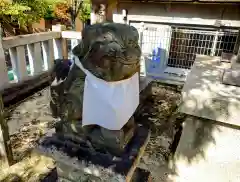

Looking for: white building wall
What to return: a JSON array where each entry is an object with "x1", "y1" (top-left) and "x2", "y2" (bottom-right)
[{"x1": 114, "y1": 3, "x2": 240, "y2": 27}]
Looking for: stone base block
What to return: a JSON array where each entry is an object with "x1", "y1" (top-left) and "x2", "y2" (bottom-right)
[{"x1": 169, "y1": 116, "x2": 240, "y2": 182}]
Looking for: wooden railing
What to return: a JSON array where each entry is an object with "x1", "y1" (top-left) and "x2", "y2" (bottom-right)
[
  {"x1": 1, "y1": 32, "x2": 58, "y2": 86},
  {"x1": 0, "y1": 25, "x2": 82, "y2": 87},
  {"x1": 0, "y1": 25, "x2": 82, "y2": 103},
  {"x1": 0, "y1": 26, "x2": 82, "y2": 168}
]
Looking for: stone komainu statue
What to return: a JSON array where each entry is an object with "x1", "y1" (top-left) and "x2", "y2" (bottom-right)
[
  {"x1": 49, "y1": 23, "x2": 141, "y2": 155},
  {"x1": 50, "y1": 22, "x2": 141, "y2": 122}
]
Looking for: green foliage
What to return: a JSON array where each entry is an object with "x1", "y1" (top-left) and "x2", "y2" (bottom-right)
[
  {"x1": 44, "y1": 8, "x2": 55, "y2": 20},
  {"x1": 0, "y1": 2, "x2": 29, "y2": 16},
  {"x1": 53, "y1": 0, "x2": 90, "y2": 26},
  {"x1": 15, "y1": 0, "x2": 48, "y2": 25},
  {"x1": 0, "y1": 1, "x2": 28, "y2": 24},
  {"x1": 78, "y1": 0, "x2": 90, "y2": 22},
  {"x1": 0, "y1": 0, "x2": 90, "y2": 28},
  {"x1": 44, "y1": 0, "x2": 65, "y2": 20},
  {"x1": 0, "y1": 0, "x2": 63, "y2": 26}
]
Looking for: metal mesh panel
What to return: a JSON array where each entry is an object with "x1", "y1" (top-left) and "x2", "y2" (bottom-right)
[
  {"x1": 168, "y1": 28, "x2": 216, "y2": 69},
  {"x1": 141, "y1": 25, "x2": 172, "y2": 59},
  {"x1": 137, "y1": 24, "x2": 239, "y2": 69},
  {"x1": 168, "y1": 28, "x2": 238, "y2": 69},
  {"x1": 214, "y1": 31, "x2": 238, "y2": 56}
]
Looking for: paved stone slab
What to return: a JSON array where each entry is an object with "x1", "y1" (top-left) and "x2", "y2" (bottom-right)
[
  {"x1": 179, "y1": 55, "x2": 240, "y2": 126},
  {"x1": 169, "y1": 116, "x2": 240, "y2": 182}
]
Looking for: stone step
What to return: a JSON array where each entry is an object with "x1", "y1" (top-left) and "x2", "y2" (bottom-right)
[{"x1": 169, "y1": 116, "x2": 240, "y2": 182}]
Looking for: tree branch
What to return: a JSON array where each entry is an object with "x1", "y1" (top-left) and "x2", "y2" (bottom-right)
[{"x1": 75, "y1": 0, "x2": 83, "y2": 20}]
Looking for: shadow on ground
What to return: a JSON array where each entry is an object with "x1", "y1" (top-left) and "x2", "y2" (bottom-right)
[
  {"x1": 135, "y1": 59, "x2": 240, "y2": 181},
  {"x1": 4, "y1": 88, "x2": 56, "y2": 162}
]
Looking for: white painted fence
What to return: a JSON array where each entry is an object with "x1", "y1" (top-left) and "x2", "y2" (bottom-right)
[
  {"x1": 132, "y1": 22, "x2": 240, "y2": 85},
  {"x1": 0, "y1": 26, "x2": 82, "y2": 90}
]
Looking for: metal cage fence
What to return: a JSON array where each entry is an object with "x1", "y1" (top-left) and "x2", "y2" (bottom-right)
[{"x1": 138, "y1": 24, "x2": 239, "y2": 70}]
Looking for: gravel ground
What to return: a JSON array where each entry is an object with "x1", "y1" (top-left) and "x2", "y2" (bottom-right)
[
  {"x1": 136, "y1": 82, "x2": 186, "y2": 182},
  {"x1": 5, "y1": 81, "x2": 186, "y2": 181},
  {"x1": 5, "y1": 88, "x2": 57, "y2": 162}
]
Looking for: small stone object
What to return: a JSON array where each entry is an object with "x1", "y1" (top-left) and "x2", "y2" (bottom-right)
[
  {"x1": 231, "y1": 54, "x2": 240, "y2": 69},
  {"x1": 222, "y1": 68, "x2": 240, "y2": 87},
  {"x1": 220, "y1": 52, "x2": 235, "y2": 63}
]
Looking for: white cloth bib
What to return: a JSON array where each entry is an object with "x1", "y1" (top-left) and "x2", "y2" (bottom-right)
[{"x1": 74, "y1": 57, "x2": 139, "y2": 130}]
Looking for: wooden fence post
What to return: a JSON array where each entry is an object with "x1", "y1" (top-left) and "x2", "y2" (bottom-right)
[
  {"x1": 233, "y1": 29, "x2": 240, "y2": 56},
  {"x1": 0, "y1": 94, "x2": 14, "y2": 169},
  {"x1": 139, "y1": 22, "x2": 146, "y2": 77},
  {"x1": 52, "y1": 25, "x2": 67, "y2": 59},
  {"x1": 0, "y1": 26, "x2": 14, "y2": 169},
  {"x1": 0, "y1": 27, "x2": 9, "y2": 89},
  {"x1": 236, "y1": 30, "x2": 240, "y2": 62}
]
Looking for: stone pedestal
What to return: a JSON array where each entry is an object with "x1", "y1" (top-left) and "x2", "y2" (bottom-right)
[
  {"x1": 36, "y1": 125, "x2": 150, "y2": 182},
  {"x1": 55, "y1": 116, "x2": 136, "y2": 156}
]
